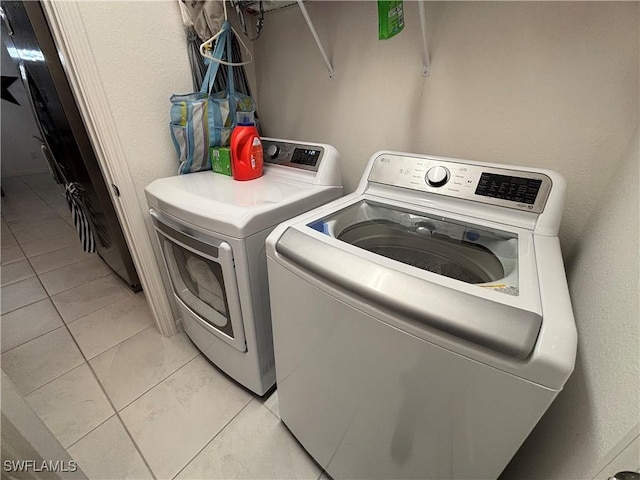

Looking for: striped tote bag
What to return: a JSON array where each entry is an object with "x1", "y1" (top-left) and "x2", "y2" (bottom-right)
[
  {"x1": 65, "y1": 183, "x2": 96, "y2": 253},
  {"x1": 170, "y1": 21, "x2": 254, "y2": 174}
]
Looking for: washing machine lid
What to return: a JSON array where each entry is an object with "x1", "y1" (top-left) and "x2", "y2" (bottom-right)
[
  {"x1": 145, "y1": 170, "x2": 340, "y2": 238},
  {"x1": 276, "y1": 197, "x2": 543, "y2": 359}
]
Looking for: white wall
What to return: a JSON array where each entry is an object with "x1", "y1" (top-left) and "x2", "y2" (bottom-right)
[
  {"x1": 503, "y1": 129, "x2": 639, "y2": 479},
  {"x1": 73, "y1": 1, "x2": 192, "y2": 211},
  {"x1": 253, "y1": 1, "x2": 639, "y2": 253},
  {"x1": 1, "y1": 39, "x2": 48, "y2": 177}
]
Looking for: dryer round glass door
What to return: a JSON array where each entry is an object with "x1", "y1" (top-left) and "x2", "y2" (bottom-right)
[
  {"x1": 152, "y1": 215, "x2": 247, "y2": 352},
  {"x1": 165, "y1": 242, "x2": 231, "y2": 328}
]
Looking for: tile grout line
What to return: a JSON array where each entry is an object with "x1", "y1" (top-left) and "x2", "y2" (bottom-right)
[
  {"x1": 1, "y1": 282, "x2": 141, "y2": 354},
  {"x1": 45, "y1": 285, "x2": 159, "y2": 480},
  {"x1": 4, "y1": 297, "x2": 152, "y2": 377},
  {"x1": 0, "y1": 270, "x2": 125, "y2": 317},
  {"x1": 1, "y1": 323, "x2": 68, "y2": 357},
  {"x1": 81, "y1": 349, "x2": 207, "y2": 480},
  {"x1": 56, "y1": 309, "x2": 199, "y2": 479},
  {"x1": 104, "y1": 353, "x2": 211, "y2": 480},
  {"x1": 170, "y1": 398, "x2": 255, "y2": 480},
  {"x1": 2, "y1": 229, "x2": 106, "y2": 311},
  {"x1": 1, "y1": 206, "x2": 100, "y2": 311},
  {"x1": 6, "y1": 222, "x2": 74, "y2": 243},
  {"x1": 55, "y1": 409, "x2": 118, "y2": 450},
  {"x1": 20, "y1": 232, "x2": 114, "y2": 297},
  {"x1": 32, "y1": 186, "x2": 66, "y2": 206},
  {"x1": 40, "y1": 266, "x2": 114, "y2": 298},
  {"x1": 2, "y1": 205, "x2": 89, "y2": 395},
  {"x1": 16, "y1": 347, "x2": 85, "y2": 397},
  {"x1": 113, "y1": 346, "x2": 201, "y2": 412},
  {"x1": 0, "y1": 268, "x2": 36, "y2": 288},
  {"x1": 1, "y1": 224, "x2": 47, "y2": 316},
  {"x1": 3, "y1": 181, "x2": 158, "y2": 479},
  {"x1": 30, "y1": 251, "x2": 99, "y2": 276},
  {"x1": 4, "y1": 178, "x2": 282, "y2": 480},
  {"x1": 1, "y1": 299, "x2": 43, "y2": 316},
  {"x1": 5, "y1": 213, "x2": 77, "y2": 243},
  {"x1": 0, "y1": 284, "x2": 48, "y2": 315},
  {"x1": 0, "y1": 247, "x2": 29, "y2": 267},
  {"x1": 4, "y1": 192, "x2": 82, "y2": 257},
  {"x1": 68, "y1": 307, "x2": 152, "y2": 339},
  {"x1": 18, "y1": 234, "x2": 85, "y2": 257}
]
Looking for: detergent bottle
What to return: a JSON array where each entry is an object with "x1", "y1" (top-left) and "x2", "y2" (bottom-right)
[{"x1": 230, "y1": 111, "x2": 263, "y2": 181}]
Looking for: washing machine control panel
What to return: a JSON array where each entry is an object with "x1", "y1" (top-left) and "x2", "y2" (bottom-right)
[
  {"x1": 368, "y1": 153, "x2": 552, "y2": 213},
  {"x1": 262, "y1": 139, "x2": 324, "y2": 172}
]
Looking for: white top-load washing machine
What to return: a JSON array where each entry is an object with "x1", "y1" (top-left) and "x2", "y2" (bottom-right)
[
  {"x1": 145, "y1": 138, "x2": 342, "y2": 396},
  {"x1": 266, "y1": 151, "x2": 577, "y2": 479}
]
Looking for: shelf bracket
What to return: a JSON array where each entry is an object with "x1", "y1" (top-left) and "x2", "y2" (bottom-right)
[
  {"x1": 418, "y1": 0, "x2": 431, "y2": 77},
  {"x1": 297, "y1": 0, "x2": 334, "y2": 79}
]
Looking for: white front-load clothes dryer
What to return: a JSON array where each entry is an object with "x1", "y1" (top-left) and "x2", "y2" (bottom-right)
[
  {"x1": 266, "y1": 151, "x2": 577, "y2": 479},
  {"x1": 145, "y1": 138, "x2": 342, "y2": 395}
]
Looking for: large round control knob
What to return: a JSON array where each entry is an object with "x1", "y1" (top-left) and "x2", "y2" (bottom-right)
[
  {"x1": 266, "y1": 144, "x2": 280, "y2": 159},
  {"x1": 425, "y1": 166, "x2": 450, "y2": 187}
]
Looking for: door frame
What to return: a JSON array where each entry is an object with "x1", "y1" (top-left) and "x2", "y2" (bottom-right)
[{"x1": 40, "y1": 1, "x2": 177, "y2": 335}]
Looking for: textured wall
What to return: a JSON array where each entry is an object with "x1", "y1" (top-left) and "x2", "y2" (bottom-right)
[
  {"x1": 253, "y1": 1, "x2": 639, "y2": 254},
  {"x1": 74, "y1": 1, "x2": 192, "y2": 210},
  {"x1": 503, "y1": 129, "x2": 639, "y2": 479}
]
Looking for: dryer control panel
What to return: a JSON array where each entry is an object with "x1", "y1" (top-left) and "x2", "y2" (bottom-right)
[
  {"x1": 368, "y1": 153, "x2": 552, "y2": 214},
  {"x1": 262, "y1": 139, "x2": 324, "y2": 172}
]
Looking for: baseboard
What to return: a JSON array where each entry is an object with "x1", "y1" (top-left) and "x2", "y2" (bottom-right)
[
  {"x1": 175, "y1": 317, "x2": 184, "y2": 333},
  {"x1": 591, "y1": 424, "x2": 640, "y2": 479}
]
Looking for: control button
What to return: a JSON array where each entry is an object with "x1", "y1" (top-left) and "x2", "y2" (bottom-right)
[
  {"x1": 425, "y1": 166, "x2": 450, "y2": 187},
  {"x1": 266, "y1": 144, "x2": 280, "y2": 159}
]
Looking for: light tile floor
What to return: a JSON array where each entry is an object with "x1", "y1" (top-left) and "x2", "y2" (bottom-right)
[{"x1": 1, "y1": 173, "x2": 323, "y2": 480}]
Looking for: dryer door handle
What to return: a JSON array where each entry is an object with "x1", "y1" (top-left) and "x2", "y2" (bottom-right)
[
  {"x1": 150, "y1": 209, "x2": 227, "y2": 257},
  {"x1": 275, "y1": 227, "x2": 542, "y2": 360}
]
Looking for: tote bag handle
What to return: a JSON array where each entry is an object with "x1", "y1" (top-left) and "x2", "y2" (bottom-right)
[{"x1": 200, "y1": 21, "x2": 235, "y2": 100}]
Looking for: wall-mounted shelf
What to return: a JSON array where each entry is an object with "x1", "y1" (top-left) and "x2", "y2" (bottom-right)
[
  {"x1": 237, "y1": 0, "x2": 430, "y2": 78},
  {"x1": 237, "y1": 0, "x2": 334, "y2": 79},
  {"x1": 237, "y1": 1, "x2": 297, "y2": 15}
]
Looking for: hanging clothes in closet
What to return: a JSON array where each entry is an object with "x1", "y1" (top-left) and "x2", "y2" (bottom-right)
[{"x1": 178, "y1": 0, "x2": 255, "y2": 99}]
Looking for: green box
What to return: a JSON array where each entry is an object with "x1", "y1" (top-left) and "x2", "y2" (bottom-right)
[{"x1": 210, "y1": 147, "x2": 232, "y2": 176}]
